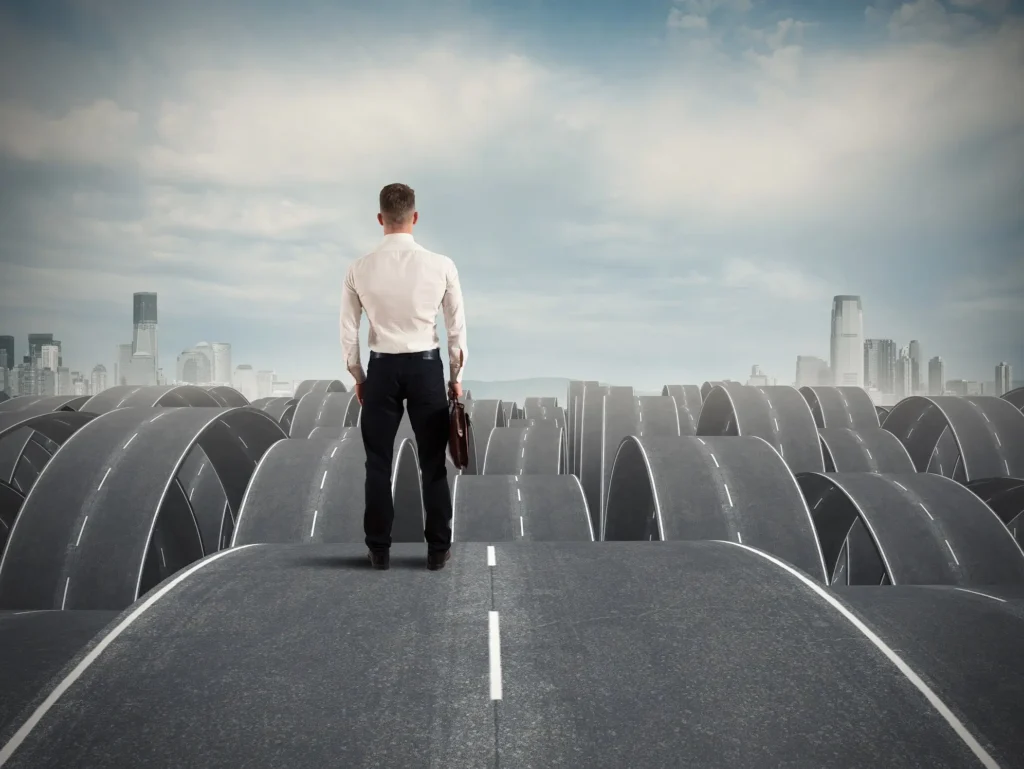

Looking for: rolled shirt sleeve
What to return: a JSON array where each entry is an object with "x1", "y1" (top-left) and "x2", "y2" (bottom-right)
[
  {"x1": 340, "y1": 266, "x2": 366, "y2": 384},
  {"x1": 441, "y1": 259, "x2": 468, "y2": 383}
]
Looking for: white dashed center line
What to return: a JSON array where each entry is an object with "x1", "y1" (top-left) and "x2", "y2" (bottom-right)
[
  {"x1": 487, "y1": 545, "x2": 495, "y2": 566},
  {"x1": 723, "y1": 484, "x2": 733, "y2": 507},
  {"x1": 123, "y1": 433, "x2": 138, "y2": 449},
  {"x1": 150, "y1": 412, "x2": 164, "y2": 422},
  {"x1": 489, "y1": 611, "x2": 503, "y2": 700},
  {"x1": 320, "y1": 471, "x2": 327, "y2": 489},
  {"x1": 919, "y1": 503, "x2": 934, "y2": 521},
  {"x1": 310, "y1": 509, "x2": 318, "y2": 537},
  {"x1": 710, "y1": 453, "x2": 719, "y2": 468},
  {"x1": 893, "y1": 481, "x2": 908, "y2": 491},
  {"x1": 331, "y1": 447, "x2": 338, "y2": 458},
  {"x1": 75, "y1": 516, "x2": 89, "y2": 547},
  {"x1": 736, "y1": 531, "x2": 742, "y2": 544},
  {"x1": 61, "y1": 578, "x2": 70, "y2": 610},
  {"x1": 97, "y1": 468, "x2": 112, "y2": 490},
  {"x1": 519, "y1": 516, "x2": 524, "y2": 536}
]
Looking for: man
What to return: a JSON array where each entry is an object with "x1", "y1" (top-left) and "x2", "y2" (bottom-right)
[{"x1": 340, "y1": 183, "x2": 467, "y2": 571}]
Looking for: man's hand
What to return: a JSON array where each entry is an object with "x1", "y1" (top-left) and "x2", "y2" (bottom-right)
[
  {"x1": 449, "y1": 381, "x2": 463, "y2": 400},
  {"x1": 354, "y1": 382, "x2": 364, "y2": 405}
]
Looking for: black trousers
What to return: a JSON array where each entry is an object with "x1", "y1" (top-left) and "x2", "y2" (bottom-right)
[{"x1": 360, "y1": 350, "x2": 453, "y2": 553}]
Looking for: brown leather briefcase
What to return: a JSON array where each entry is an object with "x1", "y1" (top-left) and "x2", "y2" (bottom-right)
[{"x1": 448, "y1": 392, "x2": 470, "y2": 469}]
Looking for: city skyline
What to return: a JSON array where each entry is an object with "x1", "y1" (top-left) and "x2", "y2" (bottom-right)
[
  {"x1": 2, "y1": 290, "x2": 1018, "y2": 402},
  {"x1": 0, "y1": 0, "x2": 1022, "y2": 388}
]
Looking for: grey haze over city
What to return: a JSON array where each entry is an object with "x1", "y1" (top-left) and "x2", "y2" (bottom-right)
[{"x1": 0, "y1": 0, "x2": 1022, "y2": 398}]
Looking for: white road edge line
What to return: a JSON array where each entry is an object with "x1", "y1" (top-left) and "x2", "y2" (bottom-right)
[
  {"x1": 487, "y1": 545, "x2": 495, "y2": 566},
  {"x1": 725, "y1": 541, "x2": 1001, "y2": 769},
  {"x1": 953, "y1": 587, "x2": 1006, "y2": 603},
  {"x1": 0, "y1": 545, "x2": 256, "y2": 766},
  {"x1": 488, "y1": 611, "x2": 502, "y2": 700},
  {"x1": 945, "y1": 539, "x2": 960, "y2": 566}
]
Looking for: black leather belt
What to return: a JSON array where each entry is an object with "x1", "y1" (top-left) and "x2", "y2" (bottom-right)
[{"x1": 369, "y1": 348, "x2": 440, "y2": 360}]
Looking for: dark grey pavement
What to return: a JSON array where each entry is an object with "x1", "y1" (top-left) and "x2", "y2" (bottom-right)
[
  {"x1": 837, "y1": 584, "x2": 1024, "y2": 767},
  {"x1": 799, "y1": 471, "x2": 1024, "y2": 586},
  {"x1": 0, "y1": 609, "x2": 117, "y2": 733},
  {"x1": 232, "y1": 434, "x2": 425, "y2": 545},
  {"x1": 800, "y1": 385, "x2": 880, "y2": 429},
  {"x1": 1, "y1": 541, "x2": 1012, "y2": 768},
  {"x1": 819, "y1": 426, "x2": 916, "y2": 472},
  {"x1": 0, "y1": 406, "x2": 284, "y2": 610},
  {"x1": 481, "y1": 425, "x2": 565, "y2": 475},
  {"x1": 883, "y1": 395, "x2": 1024, "y2": 481},
  {"x1": 604, "y1": 435, "x2": 827, "y2": 580},
  {"x1": 452, "y1": 475, "x2": 592, "y2": 541}
]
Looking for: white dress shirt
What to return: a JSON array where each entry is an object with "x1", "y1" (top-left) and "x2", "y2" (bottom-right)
[{"x1": 340, "y1": 232, "x2": 468, "y2": 385}]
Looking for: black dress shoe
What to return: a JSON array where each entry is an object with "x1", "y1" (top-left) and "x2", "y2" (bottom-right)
[
  {"x1": 427, "y1": 549, "x2": 451, "y2": 571},
  {"x1": 368, "y1": 550, "x2": 390, "y2": 570}
]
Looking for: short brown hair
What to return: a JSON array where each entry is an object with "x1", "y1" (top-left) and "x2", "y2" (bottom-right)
[{"x1": 379, "y1": 183, "x2": 416, "y2": 226}]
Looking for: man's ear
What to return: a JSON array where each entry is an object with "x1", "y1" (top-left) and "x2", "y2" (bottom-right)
[{"x1": 377, "y1": 213, "x2": 384, "y2": 226}]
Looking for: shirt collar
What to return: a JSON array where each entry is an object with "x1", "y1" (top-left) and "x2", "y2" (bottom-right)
[{"x1": 379, "y1": 232, "x2": 416, "y2": 247}]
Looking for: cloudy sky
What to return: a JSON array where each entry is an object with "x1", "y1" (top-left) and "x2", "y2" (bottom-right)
[{"x1": 0, "y1": 0, "x2": 1021, "y2": 391}]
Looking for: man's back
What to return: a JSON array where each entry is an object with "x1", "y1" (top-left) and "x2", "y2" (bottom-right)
[{"x1": 349, "y1": 235, "x2": 454, "y2": 354}]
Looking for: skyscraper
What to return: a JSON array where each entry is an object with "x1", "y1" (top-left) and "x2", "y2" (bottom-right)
[
  {"x1": 212, "y1": 342, "x2": 232, "y2": 385},
  {"x1": 928, "y1": 356, "x2": 944, "y2": 396},
  {"x1": 133, "y1": 291, "x2": 158, "y2": 359},
  {"x1": 91, "y1": 364, "x2": 108, "y2": 395},
  {"x1": 0, "y1": 336, "x2": 13, "y2": 370},
  {"x1": 830, "y1": 296, "x2": 863, "y2": 387},
  {"x1": 996, "y1": 362, "x2": 1012, "y2": 396},
  {"x1": 27, "y1": 333, "x2": 61, "y2": 366},
  {"x1": 233, "y1": 364, "x2": 258, "y2": 401},
  {"x1": 908, "y1": 340, "x2": 922, "y2": 395},
  {"x1": 895, "y1": 347, "x2": 912, "y2": 400},
  {"x1": 795, "y1": 356, "x2": 830, "y2": 388},
  {"x1": 864, "y1": 339, "x2": 896, "y2": 393},
  {"x1": 40, "y1": 344, "x2": 59, "y2": 371}
]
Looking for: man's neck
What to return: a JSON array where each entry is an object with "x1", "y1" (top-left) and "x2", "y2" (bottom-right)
[{"x1": 382, "y1": 228, "x2": 414, "y2": 237}]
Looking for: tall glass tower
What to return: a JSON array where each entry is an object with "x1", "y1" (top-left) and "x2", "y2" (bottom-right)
[
  {"x1": 132, "y1": 292, "x2": 158, "y2": 360},
  {"x1": 830, "y1": 295, "x2": 864, "y2": 387}
]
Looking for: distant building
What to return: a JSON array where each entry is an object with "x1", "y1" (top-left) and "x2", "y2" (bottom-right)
[
  {"x1": 91, "y1": 364, "x2": 108, "y2": 395},
  {"x1": 257, "y1": 370, "x2": 275, "y2": 399},
  {"x1": 40, "y1": 344, "x2": 59, "y2": 371},
  {"x1": 795, "y1": 356, "x2": 830, "y2": 388},
  {"x1": 0, "y1": 335, "x2": 13, "y2": 370},
  {"x1": 233, "y1": 364, "x2": 258, "y2": 401},
  {"x1": 212, "y1": 342, "x2": 232, "y2": 385},
  {"x1": 27, "y1": 333, "x2": 60, "y2": 366},
  {"x1": 996, "y1": 362, "x2": 1012, "y2": 396},
  {"x1": 830, "y1": 296, "x2": 864, "y2": 387},
  {"x1": 927, "y1": 356, "x2": 944, "y2": 396},
  {"x1": 57, "y1": 366, "x2": 71, "y2": 396},
  {"x1": 908, "y1": 340, "x2": 922, "y2": 395},
  {"x1": 895, "y1": 347, "x2": 912, "y2": 400},
  {"x1": 178, "y1": 345, "x2": 213, "y2": 384},
  {"x1": 864, "y1": 339, "x2": 896, "y2": 394},
  {"x1": 746, "y1": 365, "x2": 772, "y2": 387},
  {"x1": 133, "y1": 292, "x2": 158, "y2": 359}
]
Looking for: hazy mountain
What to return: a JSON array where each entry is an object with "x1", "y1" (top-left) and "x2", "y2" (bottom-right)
[{"x1": 461, "y1": 378, "x2": 662, "y2": 406}]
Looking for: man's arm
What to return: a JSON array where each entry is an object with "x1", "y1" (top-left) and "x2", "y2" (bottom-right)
[
  {"x1": 340, "y1": 265, "x2": 365, "y2": 385},
  {"x1": 440, "y1": 258, "x2": 468, "y2": 384}
]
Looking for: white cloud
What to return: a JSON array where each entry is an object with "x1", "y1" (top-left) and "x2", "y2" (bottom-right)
[
  {"x1": 0, "y1": 99, "x2": 139, "y2": 165},
  {"x1": 721, "y1": 258, "x2": 829, "y2": 301}
]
